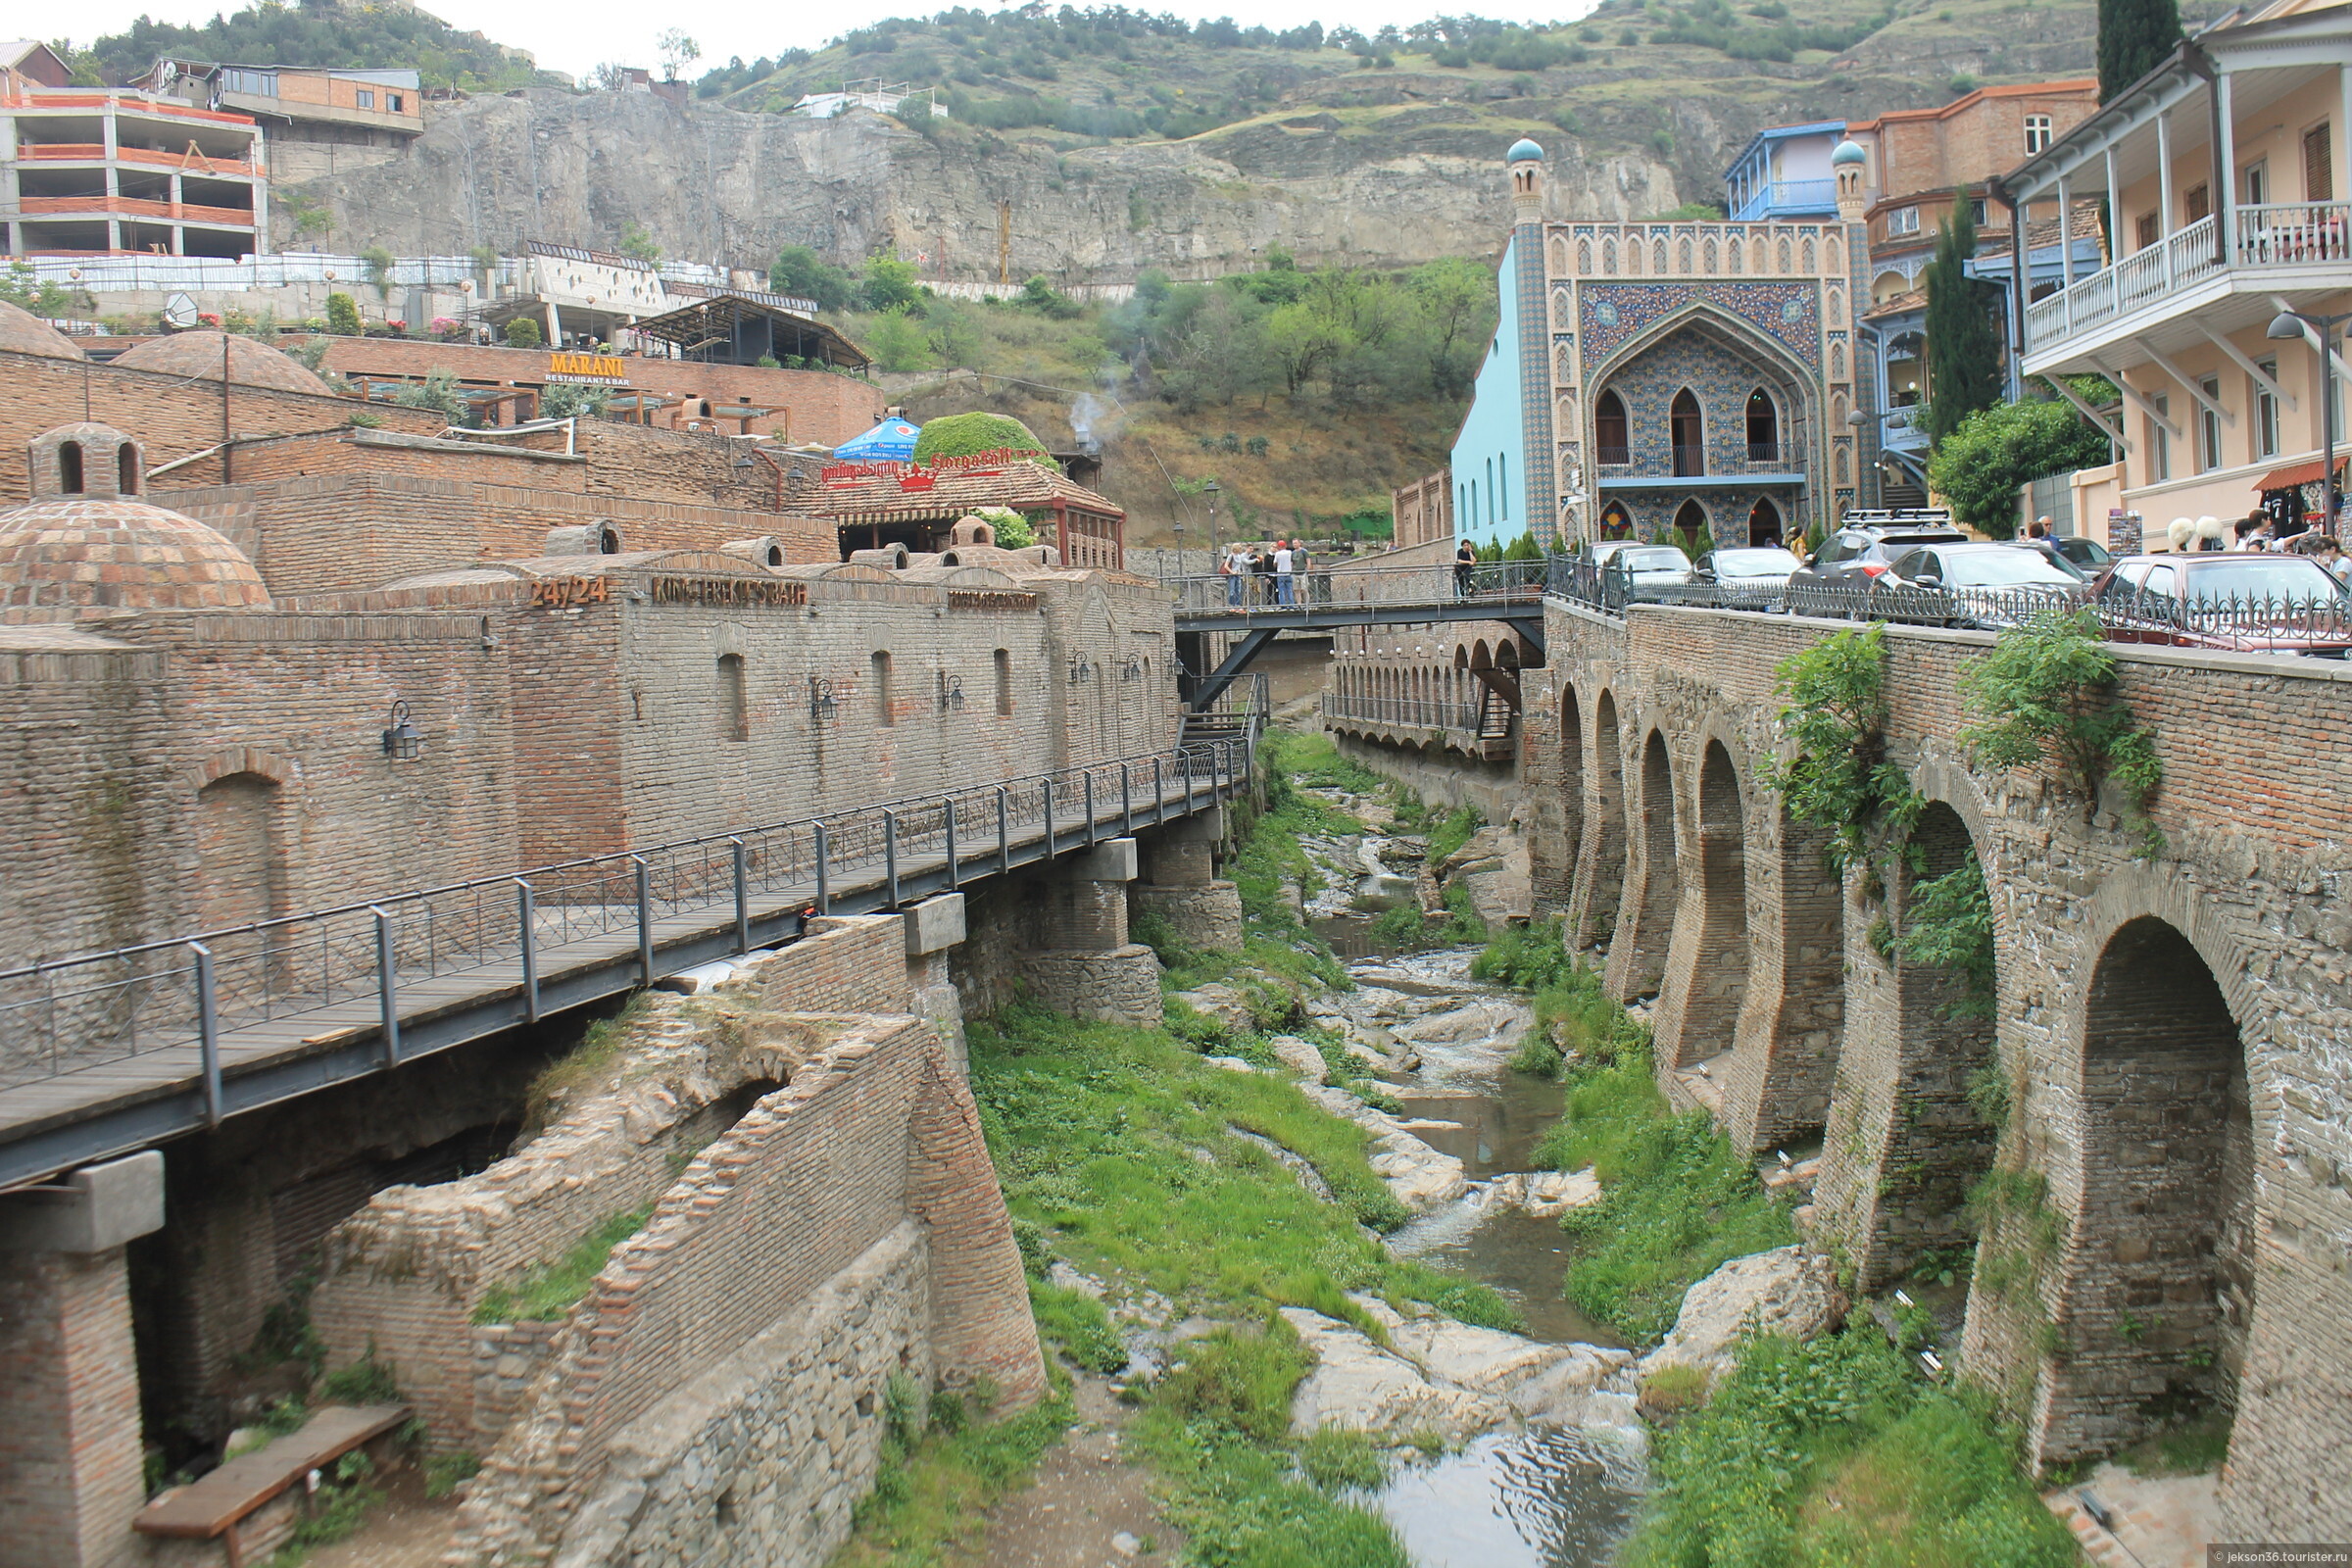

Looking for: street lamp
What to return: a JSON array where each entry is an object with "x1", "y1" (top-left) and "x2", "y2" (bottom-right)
[{"x1": 2268, "y1": 309, "x2": 2348, "y2": 533}]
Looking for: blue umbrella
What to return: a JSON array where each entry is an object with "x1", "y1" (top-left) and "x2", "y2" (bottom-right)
[{"x1": 833, "y1": 416, "x2": 921, "y2": 462}]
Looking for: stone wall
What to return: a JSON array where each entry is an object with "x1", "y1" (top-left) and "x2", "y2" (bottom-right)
[
  {"x1": 1498, "y1": 599, "x2": 2352, "y2": 1538},
  {"x1": 0, "y1": 1250, "x2": 142, "y2": 1568}
]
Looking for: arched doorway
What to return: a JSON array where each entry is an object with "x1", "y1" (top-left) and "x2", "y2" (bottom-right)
[
  {"x1": 1598, "y1": 501, "x2": 1634, "y2": 541},
  {"x1": 195, "y1": 772, "x2": 285, "y2": 932},
  {"x1": 2045, "y1": 916, "x2": 2253, "y2": 1463},
  {"x1": 1747, "y1": 496, "x2": 1784, "y2": 549},
  {"x1": 1745, "y1": 388, "x2": 1779, "y2": 463},
  {"x1": 1619, "y1": 731, "x2": 1680, "y2": 997},
  {"x1": 1672, "y1": 498, "x2": 1710, "y2": 556},
  {"x1": 1594, "y1": 389, "x2": 1630, "y2": 465},
  {"x1": 1670, "y1": 390, "x2": 1704, "y2": 476}
]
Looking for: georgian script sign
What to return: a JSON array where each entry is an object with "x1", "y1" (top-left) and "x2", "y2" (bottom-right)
[
  {"x1": 545, "y1": 352, "x2": 629, "y2": 386},
  {"x1": 529, "y1": 575, "x2": 611, "y2": 608},
  {"x1": 820, "y1": 447, "x2": 1051, "y2": 490},
  {"x1": 948, "y1": 589, "x2": 1038, "y2": 611},
  {"x1": 647, "y1": 577, "x2": 810, "y2": 608}
]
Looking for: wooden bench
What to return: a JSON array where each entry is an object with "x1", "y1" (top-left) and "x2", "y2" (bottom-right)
[{"x1": 133, "y1": 1403, "x2": 411, "y2": 1568}]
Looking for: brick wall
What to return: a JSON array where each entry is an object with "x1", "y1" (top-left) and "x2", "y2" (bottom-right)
[
  {"x1": 1490, "y1": 600, "x2": 2352, "y2": 1537},
  {"x1": 0, "y1": 1250, "x2": 143, "y2": 1568}
]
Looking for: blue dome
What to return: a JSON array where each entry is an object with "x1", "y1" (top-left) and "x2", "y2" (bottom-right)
[
  {"x1": 1507, "y1": 138, "x2": 1544, "y2": 164},
  {"x1": 1832, "y1": 138, "x2": 1866, "y2": 167}
]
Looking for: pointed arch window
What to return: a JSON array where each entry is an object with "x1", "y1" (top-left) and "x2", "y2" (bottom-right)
[
  {"x1": 1594, "y1": 389, "x2": 1630, "y2": 466},
  {"x1": 1670, "y1": 390, "x2": 1704, "y2": 476},
  {"x1": 1744, "y1": 389, "x2": 1779, "y2": 465}
]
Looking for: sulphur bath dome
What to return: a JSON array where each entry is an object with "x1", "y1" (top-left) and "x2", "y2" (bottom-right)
[
  {"x1": 0, "y1": 423, "x2": 271, "y2": 612},
  {"x1": 110, "y1": 330, "x2": 334, "y2": 397}
]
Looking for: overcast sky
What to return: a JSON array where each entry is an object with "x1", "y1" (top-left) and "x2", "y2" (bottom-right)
[{"x1": 64, "y1": 0, "x2": 1600, "y2": 87}]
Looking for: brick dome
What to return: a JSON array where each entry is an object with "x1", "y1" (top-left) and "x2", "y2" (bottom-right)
[
  {"x1": 111, "y1": 331, "x2": 333, "y2": 396},
  {"x1": 0, "y1": 422, "x2": 270, "y2": 611},
  {"x1": 0, "y1": 301, "x2": 84, "y2": 361}
]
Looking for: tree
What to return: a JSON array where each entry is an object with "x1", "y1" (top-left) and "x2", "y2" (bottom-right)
[
  {"x1": 324, "y1": 291, "x2": 365, "y2": 336},
  {"x1": 863, "y1": 308, "x2": 932, "y2": 373},
  {"x1": 391, "y1": 368, "x2": 469, "y2": 421},
  {"x1": 0, "y1": 260, "x2": 83, "y2": 318},
  {"x1": 618, "y1": 222, "x2": 660, "y2": 265},
  {"x1": 1925, "y1": 387, "x2": 2114, "y2": 538},
  {"x1": 503, "y1": 316, "x2": 543, "y2": 348},
  {"x1": 2097, "y1": 0, "x2": 2181, "y2": 103},
  {"x1": 657, "y1": 28, "x2": 700, "y2": 80},
  {"x1": 1924, "y1": 196, "x2": 2003, "y2": 447},
  {"x1": 858, "y1": 256, "x2": 924, "y2": 313},
  {"x1": 770, "y1": 245, "x2": 856, "y2": 312}
]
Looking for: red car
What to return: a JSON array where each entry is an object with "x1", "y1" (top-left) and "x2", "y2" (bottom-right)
[{"x1": 2088, "y1": 552, "x2": 2352, "y2": 658}]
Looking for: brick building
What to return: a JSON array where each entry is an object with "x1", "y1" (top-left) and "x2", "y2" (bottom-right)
[{"x1": 2, "y1": 84, "x2": 266, "y2": 258}]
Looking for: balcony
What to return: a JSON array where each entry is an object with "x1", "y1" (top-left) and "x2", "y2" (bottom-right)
[
  {"x1": 13, "y1": 195, "x2": 258, "y2": 227},
  {"x1": 1596, "y1": 446, "x2": 1806, "y2": 489},
  {"x1": 2022, "y1": 203, "x2": 2350, "y2": 368},
  {"x1": 15, "y1": 142, "x2": 263, "y2": 179},
  {"x1": 1729, "y1": 178, "x2": 1839, "y2": 222}
]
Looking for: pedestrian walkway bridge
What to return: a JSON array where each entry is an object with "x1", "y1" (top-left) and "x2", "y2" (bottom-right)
[{"x1": 0, "y1": 741, "x2": 1250, "y2": 1189}]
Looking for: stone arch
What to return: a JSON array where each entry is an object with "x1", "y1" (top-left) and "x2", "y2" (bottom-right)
[
  {"x1": 1611, "y1": 728, "x2": 1681, "y2": 1000},
  {"x1": 1702, "y1": 236, "x2": 1719, "y2": 271},
  {"x1": 2034, "y1": 915, "x2": 2258, "y2": 1467},
  {"x1": 194, "y1": 770, "x2": 287, "y2": 933},
  {"x1": 1750, "y1": 235, "x2": 1768, "y2": 274},
  {"x1": 1814, "y1": 787, "x2": 2001, "y2": 1294},
  {"x1": 1586, "y1": 300, "x2": 1823, "y2": 465},
  {"x1": 1579, "y1": 689, "x2": 1630, "y2": 952},
  {"x1": 1601, "y1": 237, "x2": 1618, "y2": 275},
  {"x1": 1777, "y1": 235, "x2": 1793, "y2": 272},
  {"x1": 1728, "y1": 236, "x2": 1743, "y2": 274},
  {"x1": 1553, "y1": 684, "x2": 1586, "y2": 907},
  {"x1": 1801, "y1": 235, "x2": 1818, "y2": 271},
  {"x1": 1653, "y1": 237, "x2": 1668, "y2": 274},
  {"x1": 1578, "y1": 237, "x2": 1592, "y2": 273},
  {"x1": 1677, "y1": 236, "x2": 1693, "y2": 273},
  {"x1": 1653, "y1": 736, "x2": 1752, "y2": 1072},
  {"x1": 186, "y1": 746, "x2": 298, "y2": 795}
]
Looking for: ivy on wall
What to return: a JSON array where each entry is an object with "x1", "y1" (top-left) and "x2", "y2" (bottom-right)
[{"x1": 1958, "y1": 610, "x2": 2163, "y2": 856}]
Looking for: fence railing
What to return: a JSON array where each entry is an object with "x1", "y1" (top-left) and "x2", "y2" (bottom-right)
[
  {"x1": 0, "y1": 738, "x2": 1247, "y2": 1097},
  {"x1": 1320, "y1": 691, "x2": 1482, "y2": 732},
  {"x1": 2026, "y1": 203, "x2": 2350, "y2": 347},
  {"x1": 1172, "y1": 561, "x2": 1546, "y2": 617}
]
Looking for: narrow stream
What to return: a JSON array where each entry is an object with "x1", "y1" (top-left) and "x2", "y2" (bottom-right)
[{"x1": 1296, "y1": 809, "x2": 1649, "y2": 1567}]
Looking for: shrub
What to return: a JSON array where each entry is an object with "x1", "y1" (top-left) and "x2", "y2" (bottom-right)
[
  {"x1": 1957, "y1": 610, "x2": 2163, "y2": 850},
  {"x1": 910, "y1": 411, "x2": 1055, "y2": 466},
  {"x1": 324, "y1": 292, "x2": 364, "y2": 336},
  {"x1": 503, "y1": 316, "x2": 543, "y2": 349}
]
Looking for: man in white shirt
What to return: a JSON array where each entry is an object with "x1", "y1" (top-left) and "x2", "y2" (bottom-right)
[{"x1": 1273, "y1": 540, "x2": 1296, "y2": 606}]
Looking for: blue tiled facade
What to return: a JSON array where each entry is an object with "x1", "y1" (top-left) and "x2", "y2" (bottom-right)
[{"x1": 1580, "y1": 281, "x2": 1822, "y2": 368}]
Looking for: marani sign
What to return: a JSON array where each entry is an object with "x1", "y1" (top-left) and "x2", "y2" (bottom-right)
[{"x1": 545, "y1": 352, "x2": 629, "y2": 386}]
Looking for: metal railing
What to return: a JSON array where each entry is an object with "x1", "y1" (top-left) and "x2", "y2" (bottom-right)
[
  {"x1": 1320, "y1": 690, "x2": 1483, "y2": 732},
  {"x1": 2026, "y1": 202, "x2": 2350, "y2": 347},
  {"x1": 2091, "y1": 589, "x2": 2352, "y2": 650},
  {"x1": 0, "y1": 738, "x2": 1248, "y2": 1097},
  {"x1": 1172, "y1": 560, "x2": 1546, "y2": 617}
]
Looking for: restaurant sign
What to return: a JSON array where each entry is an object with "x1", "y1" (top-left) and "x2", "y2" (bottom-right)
[{"x1": 545, "y1": 352, "x2": 629, "y2": 386}]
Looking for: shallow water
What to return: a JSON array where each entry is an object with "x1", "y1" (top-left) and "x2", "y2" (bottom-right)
[{"x1": 1366, "y1": 1429, "x2": 1647, "y2": 1568}]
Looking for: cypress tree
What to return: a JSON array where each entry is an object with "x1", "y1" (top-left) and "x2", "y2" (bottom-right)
[
  {"x1": 1926, "y1": 195, "x2": 2005, "y2": 448},
  {"x1": 2097, "y1": 0, "x2": 2183, "y2": 103}
]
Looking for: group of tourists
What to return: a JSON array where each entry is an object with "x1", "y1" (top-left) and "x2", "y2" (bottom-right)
[{"x1": 1218, "y1": 539, "x2": 1313, "y2": 606}]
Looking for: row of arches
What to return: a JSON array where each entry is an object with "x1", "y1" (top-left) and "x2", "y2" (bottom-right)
[
  {"x1": 1592, "y1": 388, "x2": 1784, "y2": 471},
  {"x1": 1543, "y1": 676, "x2": 2269, "y2": 1481},
  {"x1": 1550, "y1": 228, "x2": 1831, "y2": 280}
]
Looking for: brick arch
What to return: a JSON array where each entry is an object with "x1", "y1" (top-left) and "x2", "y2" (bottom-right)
[
  {"x1": 1650, "y1": 721, "x2": 1756, "y2": 1073},
  {"x1": 185, "y1": 746, "x2": 299, "y2": 794},
  {"x1": 1608, "y1": 725, "x2": 1683, "y2": 1001},
  {"x1": 1573, "y1": 685, "x2": 1633, "y2": 953}
]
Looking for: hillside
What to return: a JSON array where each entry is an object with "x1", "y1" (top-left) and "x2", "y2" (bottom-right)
[
  {"x1": 74, "y1": 1, "x2": 559, "y2": 90},
  {"x1": 245, "y1": 0, "x2": 2230, "y2": 279}
]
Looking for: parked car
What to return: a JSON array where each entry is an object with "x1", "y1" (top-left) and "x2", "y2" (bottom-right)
[
  {"x1": 2013, "y1": 533, "x2": 2114, "y2": 578},
  {"x1": 1584, "y1": 540, "x2": 1694, "y2": 587},
  {"x1": 2089, "y1": 552, "x2": 2352, "y2": 657},
  {"x1": 1784, "y1": 517, "x2": 1970, "y2": 616},
  {"x1": 1873, "y1": 542, "x2": 2087, "y2": 627},
  {"x1": 1694, "y1": 546, "x2": 1804, "y2": 609}
]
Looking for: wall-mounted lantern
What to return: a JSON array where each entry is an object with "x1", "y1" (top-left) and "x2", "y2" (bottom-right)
[
  {"x1": 938, "y1": 672, "x2": 966, "y2": 711},
  {"x1": 380, "y1": 699, "x2": 423, "y2": 760},
  {"x1": 1067, "y1": 655, "x2": 1091, "y2": 686},
  {"x1": 808, "y1": 676, "x2": 839, "y2": 721},
  {"x1": 1118, "y1": 654, "x2": 1143, "y2": 683}
]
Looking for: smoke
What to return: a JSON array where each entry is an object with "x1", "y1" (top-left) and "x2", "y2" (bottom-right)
[{"x1": 1070, "y1": 391, "x2": 1109, "y2": 455}]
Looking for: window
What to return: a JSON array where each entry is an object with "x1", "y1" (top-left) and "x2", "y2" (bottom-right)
[
  {"x1": 57, "y1": 441, "x2": 82, "y2": 494},
  {"x1": 1594, "y1": 389, "x2": 1629, "y2": 463},
  {"x1": 2183, "y1": 183, "x2": 2209, "y2": 223},
  {"x1": 2024, "y1": 114, "x2": 2052, "y2": 155},
  {"x1": 2306, "y1": 122, "x2": 2334, "y2": 201},
  {"x1": 1744, "y1": 387, "x2": 1778, "y2": 461},
  {"x1": 1969, "y1": 197, "x2": 1987, "y2": 227},
  {"x1": 2254, "y1": 360, "x2": 2279, "y2": 458},
  {"x1": 118, "y1": 445, "x2": 137, "y2": 495},
  {"x1": 2135, "y1": 212, "x2": 2159, "y2": 250},
  {"x1": 356, "y1": 88, "x2": 374, "y2": 109},
  {"x1": 716, "y1": 655, "x2": 747, "y2": 741},
  {"x1": 220, "y1": 68, "x2": 276, "y2": 96},
  {"x1": 2197, "y1": 376, "x2": 2223, "y2": 472},
  {"x1": 388, "y1": 93, "x2": 404, "y2": 112},
  {"x1": 2148, "y1": 393, "x2": 2171, "y2": 482},
  {"x1": 2243, "y1": 161, "x2": 2268, "y2": 206},
  {"x1": 1670, "y1": 389, "x2": 1704, "y2": 475},
  {"x1": 994, "y1": 649, "x2": 1012, "y2": 715},
  {"x1": 1886, "y1": 206, "x2": 1920, "y2": 236},
  {"x1": 1498, "y1": 454, "x2": 1508, "y2": 524},
  {"x1": 871, "y1": 651, "x2": 894, "y2": 725}
]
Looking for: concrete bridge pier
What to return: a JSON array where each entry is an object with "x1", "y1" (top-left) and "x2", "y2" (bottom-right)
[
  {"x1": 1017, "y1": 839, "x2": 1161, "y2": 1026},
  {"x1": 0, "y1": 1153, "x2": 164, "y2": 1568},
  {"x1": 1130, "y1": 808, "x2": 1244, "y2": 955}
]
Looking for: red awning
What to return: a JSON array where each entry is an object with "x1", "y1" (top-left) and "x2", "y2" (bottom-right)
[{"x1": 2253, "y1": 457, "x2": 2347, "y2": 492}]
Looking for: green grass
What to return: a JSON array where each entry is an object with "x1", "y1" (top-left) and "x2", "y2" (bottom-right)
[
  {"x1": 470, "y1": 1205, "x2": 653, "y2": 1325},
  {"x1": 2119, "y1": 1411, "x2": 2232, "y2": 1478},
  {"x1": 973, "y1": 1003, "x2": 1514, "y2": 1331},
  {"x1": 1518, "y1": 993, "x2": 1794, "y2": 1345},
  {"x1": 833, "y1": 1377, "x2": 1078, "y2": 1567},
  {"x1": 1623, "y1": 1329, "x2": 2078, "y2": 1568},
  {"x1": 1029, "y1": 1278, "x2": 1130, "y2": 1373},
  {"x1": 1423, "y1": 807, "x2": 1485, "y2": 867}
]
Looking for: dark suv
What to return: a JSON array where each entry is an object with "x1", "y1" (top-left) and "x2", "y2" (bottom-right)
[{"x1": 1784, "y1": 512, "x2": 1968, "y2": 612}]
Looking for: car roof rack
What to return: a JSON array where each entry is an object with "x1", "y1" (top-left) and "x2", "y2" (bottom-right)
[{"x1": 1839, "y1": 508, "x2": 1954, "y2": 527}]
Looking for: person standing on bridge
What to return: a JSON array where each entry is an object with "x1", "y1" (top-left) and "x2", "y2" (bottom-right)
[
  {"x1": 1252, "y1": 543, "x2": 1274, "y2": 606},
  {"x1": 1221, "y1": 545, "x2": 1246, "y2": 608},
  {"x1": 1274, "y1": 539, "x2": 1296, "y2": 606},
  {"x1": 1455, "y1": 536, "x2": 1477, "y2": 597}
]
